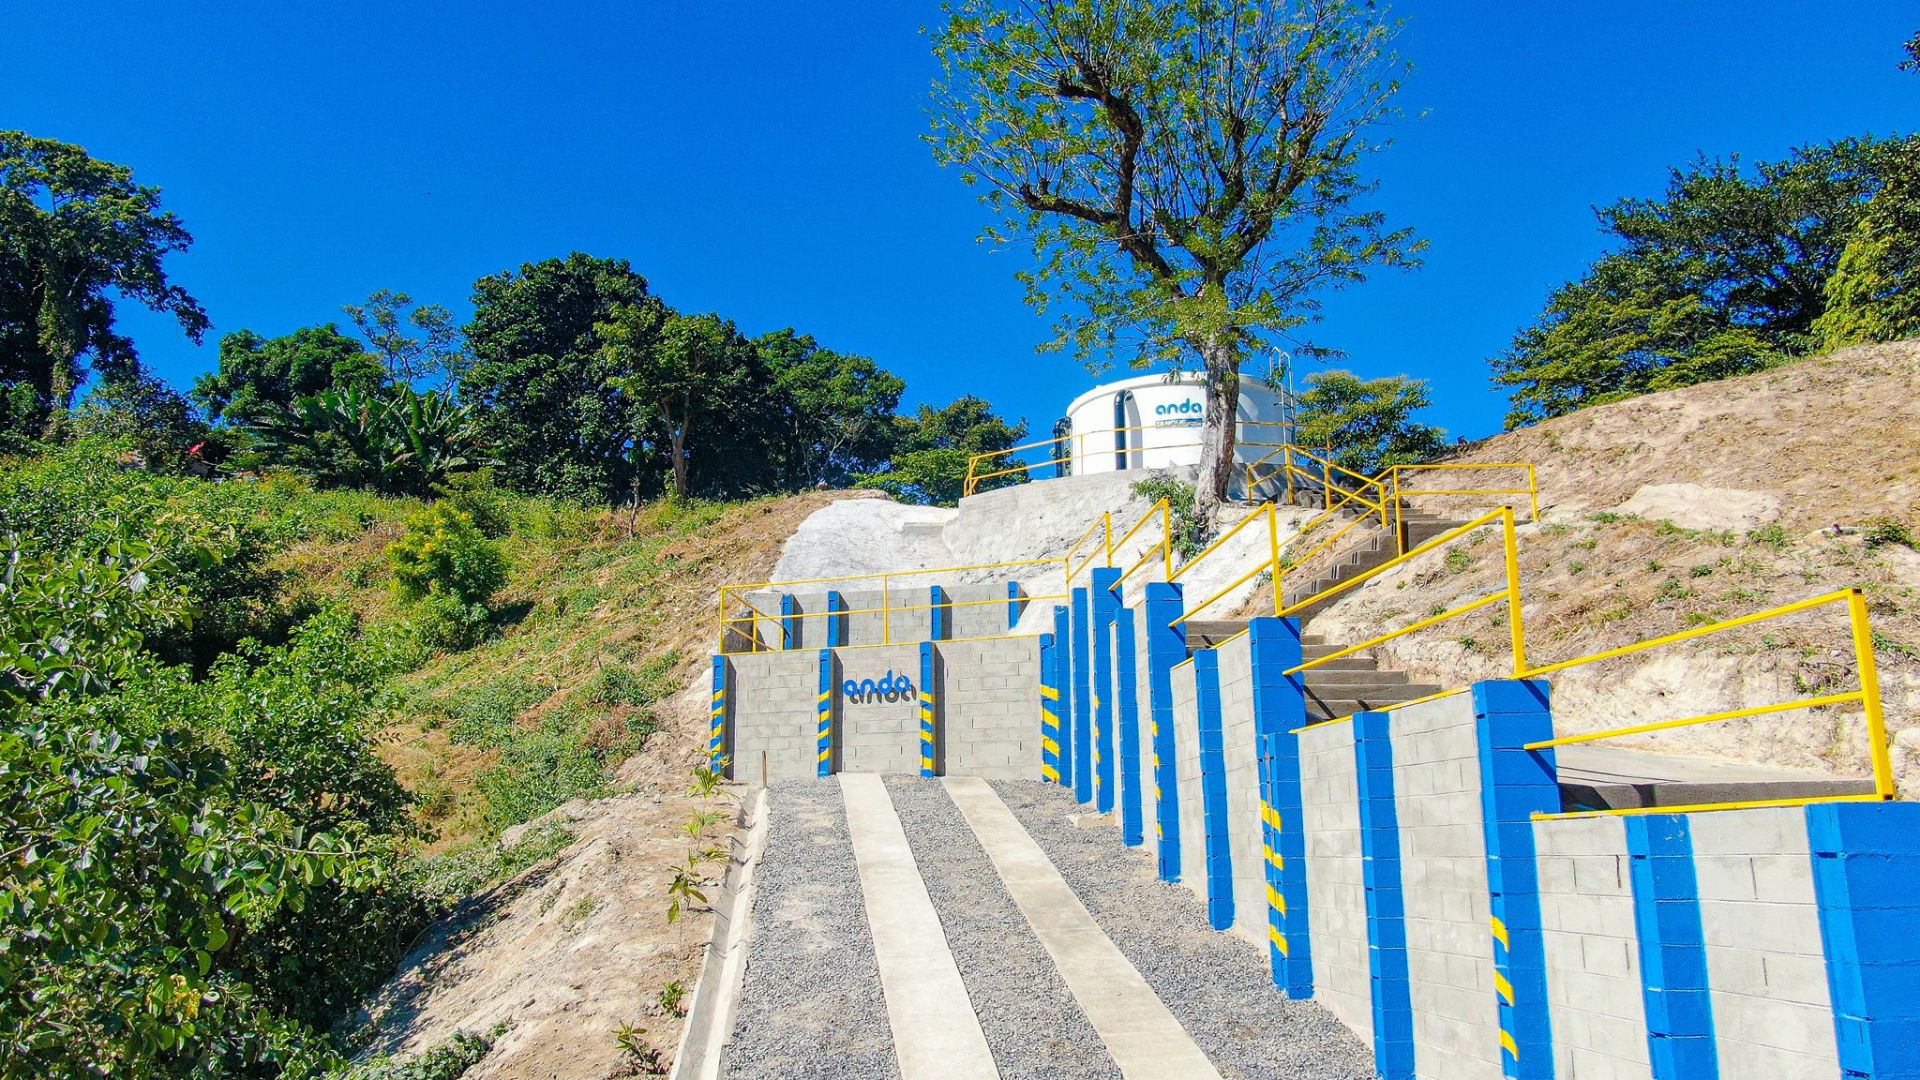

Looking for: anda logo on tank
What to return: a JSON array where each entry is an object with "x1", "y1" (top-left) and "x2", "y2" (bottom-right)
[
  {"x1": 1153, "y1": 398, "x2": 1204, "y2": 428},
  {"x1": 842, "y1": 670, "x2": 915, "y2": 704}
]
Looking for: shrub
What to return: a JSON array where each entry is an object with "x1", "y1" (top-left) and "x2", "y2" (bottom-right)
[
  {"x1": 410, "y1": 592, "x2": 495, "y2": 652},
  {"x1": 434, "y1": 469, "x2": 513, "y2": 539},
  {"x1": 388, "y1": 505, "x2": 507, "y2": 606},
  {"x1": 1128, "y1": 476, "x2": 1208, "y2": 559},
  {"x1": 1863, "y1": 517, "x2": 1916, "y2": 551}
]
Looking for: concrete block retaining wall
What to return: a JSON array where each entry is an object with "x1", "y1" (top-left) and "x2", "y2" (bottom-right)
[
  {"x1": 722, "y1": 636, "x2": 1041, "y2": 783},
  {"x1": 1046, "y1": 592, "x2": 1920, "y2": 1079}
]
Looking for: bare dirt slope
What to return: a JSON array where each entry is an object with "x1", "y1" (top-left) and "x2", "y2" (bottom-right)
[
  {"x1": 346, "y1": 491, "x2": 845, "y2": 1079},
  {"x1": 1292, "y1": 341, "x2": 1920, "y2": 792}
]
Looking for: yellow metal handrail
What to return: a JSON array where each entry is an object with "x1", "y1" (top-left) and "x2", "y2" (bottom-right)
[
  {"x1": 1519, "y1": 588, "x2": 1893, "y2": 816},
  {"x1": 964, "y1": 418, "x2": 1295, "y2": 496},
  {"x1": 1386, "y1": 463, "x2": 1540, "y2": 551},
  {"x1": 1278, "y1": 507, "x2": 1527, "y2": 676}
]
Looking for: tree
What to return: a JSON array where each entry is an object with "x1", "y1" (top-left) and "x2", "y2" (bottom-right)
[
  {"x1": 755, "y1": 330, "x2": 905, "y2": 488},
  {"x1": 1814, "y1": 141, "x2": 1920, "y2": 351},
  {"x1": 603, "y1": 309, "x2": 755, "y2": 500},
  {"x1": 193, "y1": 324, "x2": 385, "y2": 427},
  {"x1": 1294, "y1": 369, "x2": 1444, "y2": 475},
  {"x1": 1492, "y1": 137, "x2": 1899, "y2": 427},
  {"x1": 464, "y1": 254, "x2": 649, "y2": 501},
  {"x1": 859, "y1": 395, "x2": 1029, "y2": 506},
  {"x1": 0, "y1": 131, "x2": 208, "y2": 441},
  {"x1": 930, "y1": 0, "x2": 1420, "y2": 522},
  {"x1": 343, "y1": 288, "x2": 468, "y2": 386}
]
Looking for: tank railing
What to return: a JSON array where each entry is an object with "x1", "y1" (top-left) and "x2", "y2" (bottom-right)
[{"x1": 963, "y1": 418, "x2": 1296, "y2": 496}]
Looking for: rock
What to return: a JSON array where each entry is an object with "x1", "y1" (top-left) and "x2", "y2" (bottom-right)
[{"x1": 1612, "y1": 483, "x2": 1782, "y2": 533}]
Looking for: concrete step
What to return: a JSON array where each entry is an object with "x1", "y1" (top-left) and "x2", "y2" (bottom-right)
[{"x1": 1304, "y1": 682, "x2": 1441, "y2": 701}]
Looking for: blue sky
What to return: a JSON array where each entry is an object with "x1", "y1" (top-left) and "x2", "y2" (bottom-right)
[{"x1": 6, "y1": 2, "x2": 1915, "y2": 440}]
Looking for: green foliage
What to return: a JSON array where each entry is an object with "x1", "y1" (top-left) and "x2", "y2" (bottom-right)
[
  {"x1": 1747, "y1": 523, "x2": 1792, "y2": 551},
  {"x1": 858, "y1": 396, "x2": 1029, "y2": 505},
  {"x1": 1294, "y1": 370, "x2": 1446, "y2": 474},
  {"x1": 434, "y1": 469, "x2": 513, "y2": 539},
  {"x1": 1494, "y1": 137, "x2": 1903, "y2": 427},
  {"x1": 71, "y1": 375, "x2": 212, "y2": 474},
  {"x1": 1815, "y1": 141, "x2": 1920, "y2": 350},
  {"x1": 254, "y1": 384, "x2": 492, "y2": 496},
  {"x1": 1129, "y1": 476, "x2": 1207, "y2": 559},
  {"x1": 0, "y1": 131, "x2": 209, "y2": 442},
  {"x1": 0, "y1": 533, "x2": 193, "y2": 706},
  {"x1": 463, "y1": 253, "x2": 652, "y2": 502},
  {"x1": 196, "y1": 324, "x2": 385, "y2": 430},
  {"x1": 602, "y1": 306, "x2": 754, "y2": 500},
  {"x1": 388, "y1": 505, "x2": 508, "y2": 608},
  {"x1": 928, "y1": 1, "x2": 1420, "y2": 507},
  {"x1": 1863, "y1": 518, "x2": 1916, "y2": 551},
  {"x1": 409, "y1": 592, "x2": 495, "y2": 652},
  {"x1": 336, "y1": 1029, "x2": 496, "y2": 1080},
  {"x1": 0, "y1": 718, "x2": 356, "y2": 1076},
  {"x1": 343, "y1": 289, "x2": 468, "y2": 387},
  {"x1": 754, "y1": 329, "x2": 905, "y2": 487}
]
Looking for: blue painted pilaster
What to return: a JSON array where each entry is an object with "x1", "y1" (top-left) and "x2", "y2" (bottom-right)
[
  {"x1": 1249, "y1": 617, "x2": 1313, "y2": 998},
  {"x1": 1807, "y1": 801, "x2": 1920, "y2": 1080},
  {"x1": 1194, "y1": 649, "x2": 1234, "y2": 931},
  {"x1": 1053, "y1": 605, "x2": 1074, "y2": 787},
  {"x1": 918, "y1": 641, "x2": 937, "y2": 777},
  {"x1": 1472, "y1": 680, "x2": 1559, "y2": 1080},
  {"x1": 930, "y1": 585, "x2": 950, "y2": 641},
  {"x1": 780, "y1": 593, "x2": 798, "y2": 650},
  {"x1": 815, "y1": 650, "x2": 834, "y2": 778},
  {"x1": 1354, "y1": 709, "x2": 1414, "y2": 1080},
  {"x1": 1039, "y1": 633, "x2": 1062, "y2": 783},
  {"x1": 826, "y1": 591, "x2": 847, "y2": 648},
  {"x1": 1114, "y1": 602, "x2": 1144, "y2": 846},
  {"x1": 1626, "y1": 814, "x2": 1719, "y2": 1079},
  {"x1": 1071, "y1": 587, "x2": 1094, "y2": 804},
  {"x1": 708, "y1": 655, "x2": 729, "y2": 775},
  {"x1": 1143, "y1": 583, "x2": 1186, "y2": 881},
  {"x1": 1091, "y1": 567, "x2": 1121, "y2": 814},
  {"x1": 1007, "y1": 581, "x2": 1024, "y2": 630}
]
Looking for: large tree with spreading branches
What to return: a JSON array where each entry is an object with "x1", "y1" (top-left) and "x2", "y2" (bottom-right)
[{"x1": 929, "y1": 0, "x2": 1421, "y2": 521}]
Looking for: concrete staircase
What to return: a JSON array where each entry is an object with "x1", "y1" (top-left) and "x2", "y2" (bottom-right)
[
  {"x1": 1184, "y1": 620, "x2": 1438, "y2": 723},
  {"x1": 1278, "y1": 508, "x2": 1460, "y2": 622}
]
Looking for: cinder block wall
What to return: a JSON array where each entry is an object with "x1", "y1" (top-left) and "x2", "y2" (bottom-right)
[
  {"x1": 725, "y1": 650, "x2": 823, "y2": 781},
  {"x1": 767, "y1": 583, "x2": 1015, "y2": 649},
  {"x1": 836, "y1": 645, "x2": 922, "y2": 775},
  {"x1": 1299, "y1": 719, "x2": 1372, "y2": 1041},
  {"x1": 941, "y1": 636, "x2": 1042, "y2": 780},
  {"x1": 1691, "y1": 808, "x2": 1840, "y2": 1080},
  {"x1": 1214, "y1": 632, "x2": 1267, "y2": 944},
  {"x1": 1533, "y1": 815, "x2": 1652, "y2": 1080},
  {"x1": 1170, "y1": 659, "x2": 1205, "y2": 893},
  {"x1": 1387, "y1": 694, "x2": 1502, "y2": 1080}
]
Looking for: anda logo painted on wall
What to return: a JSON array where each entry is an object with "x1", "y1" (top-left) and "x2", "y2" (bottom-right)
[
  {"x1": 843, "y1": 670, "x2": 915, "y2": 704},
  {"x1": 1154, "y1": 398, "x2": 1203, "y2": 429}
]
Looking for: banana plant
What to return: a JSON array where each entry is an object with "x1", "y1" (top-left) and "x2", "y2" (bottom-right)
[{"x1": 252, "y1": 385, "x2": 494, "y2": 494}]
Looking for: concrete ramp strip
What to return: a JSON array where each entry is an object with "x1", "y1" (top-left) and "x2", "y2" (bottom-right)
[
  {"x1": 839, "y1": 773, "x2": 999, "y2": 1080},
  {"x1": 942, "y1": 776, "x2": 1223, "y2": 1080}
]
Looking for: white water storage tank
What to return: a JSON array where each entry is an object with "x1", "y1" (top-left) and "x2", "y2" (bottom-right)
[{"x1": 1059, "y1": 371, "x2": 1291, "y2": 476}]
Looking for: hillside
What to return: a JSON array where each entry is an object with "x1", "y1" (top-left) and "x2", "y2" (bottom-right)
[
  {"x1": 1290, "y1": 341, "x2": 1920, "y2": 793},
  {"x1": 291, "y1": 490, "x2": 846, "y2": 1076}
]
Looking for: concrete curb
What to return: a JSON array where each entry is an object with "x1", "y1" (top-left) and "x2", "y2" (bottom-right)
[{"x1": 671, "y1": 786, "x2": 770, "y2": 1080}]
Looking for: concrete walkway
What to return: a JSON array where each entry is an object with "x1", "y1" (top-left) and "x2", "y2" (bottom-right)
[
  {"x1": 840, "y1": 773, "x2": 999, "y2": 1080},
  {"x1": 943, "y1": 777, "x2": 1225, "y2": 1080}
]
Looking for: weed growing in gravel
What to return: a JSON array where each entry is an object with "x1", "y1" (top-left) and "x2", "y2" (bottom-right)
[
  {"x1": 1445, "y1": 548, "x2": 1474, "y2": 573},
  {"x1": 1748, "y1": 523, "x2": 1792, "y2": 551}
]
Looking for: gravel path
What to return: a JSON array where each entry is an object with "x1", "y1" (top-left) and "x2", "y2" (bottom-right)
[
  {"x1": 992, "y1": 780, "x2": 1376, "y2": 1080},
  {"x1": 883, "y1": 776, "x2": 1121, "y2": 1080},
  {"x1": 723, "y1": 782, "x2": 899, "y2": 1080}
]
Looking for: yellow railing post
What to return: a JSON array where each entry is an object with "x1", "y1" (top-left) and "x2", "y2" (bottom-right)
[
  {"x1": 1104, "y1": 512, "x2": 1114, "y2": 565},
  {"x1": 1849, "y1": 588, "x2": 1895, "y2": 800},
  {"x1": 882, "y1": 576, "x2": 891, "y2": 645},
  {"x1": 1503, "y1": 507, "x2": 1527, "y2": 677},
  {"x1": 1529, "y1": 465, "x2": 1541, "y2": 524},
  {"x1": 1267, "y1": 502, "x2": 1283, "y2": 616},
  {"x1": 1391, "y1": 468, "x2": 1404, "y2": 554}
]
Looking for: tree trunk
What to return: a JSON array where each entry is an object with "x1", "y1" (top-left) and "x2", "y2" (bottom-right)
[
  {"x1": 1195, "y1": 337, "x2": 1241, "y2": 527},
  {"x1": 669, "y1": 429, "x2": 688, "y2": 500}
]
